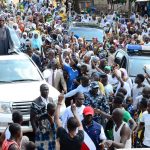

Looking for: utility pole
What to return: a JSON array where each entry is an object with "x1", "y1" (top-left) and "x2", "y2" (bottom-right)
[{"x1": 68, "y1": 1, "x2": 72, "y2": 26}]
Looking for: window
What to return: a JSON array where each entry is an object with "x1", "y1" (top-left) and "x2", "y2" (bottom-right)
[
  {"x1": 0, "y1": 59, "x2": 42, "y2": 82},
  {"x1": 129, "y1": 58, "x2": 150, "y2": 77},
  {"x1": 121, "y1": 56, "x2": 127, "y2": 69},
  {"x1": 115, "y1": 51, "x2": 124, "y2": 60}
]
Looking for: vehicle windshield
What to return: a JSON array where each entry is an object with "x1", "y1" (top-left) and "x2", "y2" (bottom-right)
[
  {"x1": 9, "y1": 27, "x2": 20, "y2": 49},
  {"x1": 129, "y1": 58, "x2": 150, "y2": 77},
  {"x1": 69, "y1": 27, "x2": 104, "y2": 42},
  {"x1": 0, "y1": 58, "x2": 43, "y2": 82}
]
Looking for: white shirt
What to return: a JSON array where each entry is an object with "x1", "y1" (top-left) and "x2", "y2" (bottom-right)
[
  {"x1": 99, "y1": 126, "x2": 107, "y2": 140},
  {"x1": 39, "y1": 0, "x2": 44, "y2": 3},
  {"x1": 134, "y1": 95, "x2": 143, "y2": 110},
  {"x1": 108, "y1": 75, "x2": 119, "y2": 88},
  {"x1": 132, "y1": 85, "x2": 144, "y2": 110},
  {"x1": 116, "y1": 81, "x2": 131, "y2": 100},
  {"x1": 41, "y1": 96, "x2": 49, "y2": 107},
  {"x1": 141, "y1": 113, "x2": 150, "y2": 146},
  {"x1": 82, "y1": 18, "x2": 90, "y2": 23},
  {"x1": 65, "y1": 85, "x2": 90, "y2": 98},
  {"x1": 90, "y1": 19, "x2": 98, "y2": 24},
  {"x1": 61, "y1": 105, "x2": 85, "y2": 130},
  {"x1": 20, "y1": 37, "x2": 27, "y2": 45},
  {"x1": 113, "y1": 122, "x2": 131, "y2": 148},
  {"x1": 43, "y1": 69, "x2": 57, "y2": 86},
  {"x1": 104, "y1": 84, "x2": 114, "y2": 98},
  {"x1": 5, "y1": 127, "x2": 11, "y2": 140},
  {"x1": 126, "y1": 78, "x2": 133, "y2": 90},
  {"x1": 139, "y1": 111, "x2": 148, "y2": 123},
  {"x1": 47, "y1": 69, "x2": 57, "y2": 86}
]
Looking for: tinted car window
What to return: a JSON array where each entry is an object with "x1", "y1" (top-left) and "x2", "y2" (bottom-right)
[
  {"x1": 129, "y1": 58, "x2": 149, "y2": 77},
  {"x1": 69, "y1": 27, "x2": 104, "y2": 42}
]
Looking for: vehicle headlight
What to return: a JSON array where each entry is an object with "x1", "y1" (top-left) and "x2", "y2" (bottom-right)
[{"x1": 0, "y1": 102, "x2": 11, "y2": 114}]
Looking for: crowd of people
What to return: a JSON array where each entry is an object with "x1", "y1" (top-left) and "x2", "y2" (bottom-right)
[{"x1": 0, "y1": 0, "x2": 150, "y2": 150}]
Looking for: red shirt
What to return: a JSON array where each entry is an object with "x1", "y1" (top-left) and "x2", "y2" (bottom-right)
[{"x1": 2, "y1": 140, "x2": 20, "y2": 150}]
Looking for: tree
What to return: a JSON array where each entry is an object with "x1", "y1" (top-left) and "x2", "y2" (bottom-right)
[
  {"x1": 128, "y1": 0, "x2": 136, "y2": 16},
  {"x1": 114, "y1": 0, "x2": 136, "y2": 15},
  {"x1": 1, "y1": 0, "x2": 6, "y2": 8},
  {"x1": 72, "y1": 0, "x2": 80, "y2": 13}
]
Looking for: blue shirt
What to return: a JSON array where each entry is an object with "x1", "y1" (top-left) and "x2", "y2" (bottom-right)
[
  {"x1": 84, "y1": 92, "x2": 110, "y2": 124},
  {"x1": 82, "y1": 120, "x2": 103, "y2": 150},
  {"x1": 35, "y1": 114, "x2": 56, "y2": 150},
  {"x1": 127, "y1": 104, "x2": 134, "y2": 117},
  {"x1": 64, "y1": 64, "x2": 79, "y2": 92}
]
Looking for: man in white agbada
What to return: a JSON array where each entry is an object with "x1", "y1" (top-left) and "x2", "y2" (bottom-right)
[{"x1": 61, "y1": 92, "x2": 85, "y2": 130}]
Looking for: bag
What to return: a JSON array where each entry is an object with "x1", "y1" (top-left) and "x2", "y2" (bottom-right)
[{"x1": 31, "y1": 102, "x2": 46, "y2": 114}]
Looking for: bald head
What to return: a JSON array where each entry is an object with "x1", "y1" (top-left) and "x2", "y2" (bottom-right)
[
  {"x1": 113, "y1": 108, "x2": 123, "y2": 115},
  {"x1": 142, "y1": 86, "x2": 150, "y2": 99},
  {"x1": 112, "y1": 108, "x2": 123, "y2": 123},
  {"x1": 47, "y1": 102, "x2": 56, "y2": 116}
]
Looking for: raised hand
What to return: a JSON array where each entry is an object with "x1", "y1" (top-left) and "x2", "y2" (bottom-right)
[
  {"x1": 94, "y1": 108, "x2": 101, "y2": 114},
  {"x1": 71, "y1": 100, "x2": 77, "y2": 115},
  {"x1": 58, "y1": 91, "x2": 64, "y2": 105},
  {"x1": 103, "y1": 140, "x2": 113, "y2": 148}
]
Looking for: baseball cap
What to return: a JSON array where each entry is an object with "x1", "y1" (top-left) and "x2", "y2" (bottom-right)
[
  {"x1": 83, "y1": 106, "x2": 94, "y2": 116},
  {"x1": 90, "y1": 81, "x2": 99, "y2": 89}
]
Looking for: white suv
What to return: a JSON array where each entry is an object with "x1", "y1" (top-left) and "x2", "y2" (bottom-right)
[{"x1": 0, "y1": 54, "x2": 65, "y2": 133}]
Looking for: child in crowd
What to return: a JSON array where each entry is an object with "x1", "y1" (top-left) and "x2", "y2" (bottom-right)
[
  {"x1": 126, "y1": 96, "x2": 134, "y2": 117},
  {"x1": 25, "y1": 141, "x2": 36, "y2": 150}
]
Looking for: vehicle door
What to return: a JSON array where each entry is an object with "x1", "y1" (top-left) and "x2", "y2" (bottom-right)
[{"x1": 115, "y1": 50, "x2": 128, "y2": 69}]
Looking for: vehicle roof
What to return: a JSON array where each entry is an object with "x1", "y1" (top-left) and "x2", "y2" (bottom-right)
[
  {"x1": 70, "y1": 22, "x2": 102, "y2": 29},
  {"x1": 128, "y1": 55, "x2": 150, "y2": 59},
  {"x1": 0, "y1": 54, "x2": 28, "y2": 60},
  {"x1": 69, "y1": 26, "x2": 103, "y2": 31},
  {"x1": 69, "y1": 24, "x2": 104, "y2": 42},
  {"x1": 116, "y1": 49, "x2": 150, "y2": 59}
]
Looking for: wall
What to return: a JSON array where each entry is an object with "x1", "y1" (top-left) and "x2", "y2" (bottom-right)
[
  {"x1": 94, "y1": 0, "x2": 108, "y2": 12},
  {"x1": 94, "y1": 0, "x2": 130, "y2": 12}
]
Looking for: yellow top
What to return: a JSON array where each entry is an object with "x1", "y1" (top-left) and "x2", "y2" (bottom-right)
[
  {"x1": 98, "y1": 81, "x2": 105, "y2": 95},
  {"x1": 138, "y1": 111, "x2": 148, "y2": 138},
  {"x1": 59, "y1": 13, "x2": 67, "y2": 22}
]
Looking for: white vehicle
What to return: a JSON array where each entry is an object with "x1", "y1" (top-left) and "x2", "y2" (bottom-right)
[
  {"x1": 0, "y1": 54, "x2": 65, "y2": 133},
  {"x1": 115, "y1": 45, "x2": 150, "y2": 82}
]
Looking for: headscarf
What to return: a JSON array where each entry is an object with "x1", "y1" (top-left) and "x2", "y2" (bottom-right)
[
  {"x1": 31, "y1": 31, "x2": 42, "y2": 51},
  {"x1": 12, "y1": 23, "x2": 22, "y2": 38}
]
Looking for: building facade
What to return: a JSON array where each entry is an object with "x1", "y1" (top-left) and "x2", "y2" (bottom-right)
[{"x1": 79, "y1": 0, "x2": 108, "y2": 10}]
